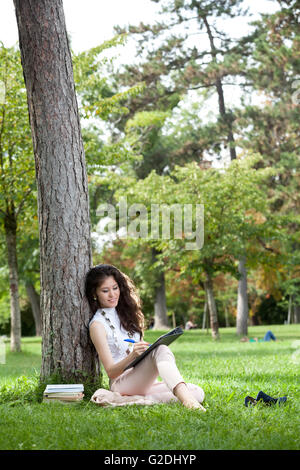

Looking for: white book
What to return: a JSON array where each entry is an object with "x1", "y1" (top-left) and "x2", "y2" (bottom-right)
[
  {"x1": 46, "y1": 384, "x2": 83, "y2": 388},
  {"x1": 44, "y1": 392, "x2": 83, "y2": 396},
  {"x1": 44, "y1": 384, "x2": 84, "y2": 393}
]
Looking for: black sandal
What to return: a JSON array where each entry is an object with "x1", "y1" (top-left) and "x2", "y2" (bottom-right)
[
  {"x1": 256, "y1": 390, "x2": 287, "y2": 405},
  {"x1": 244, "y1": 396, "x2": 257, "y2": 407},
  {"x1": 245, "y1": 391, "x2": 287, "y2": 407}
]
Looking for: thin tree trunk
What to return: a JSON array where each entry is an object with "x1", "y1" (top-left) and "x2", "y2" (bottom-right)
[
  {"x1": 202, "y1": 15, "x2": 237, "y2": 161},
  {"x1": 287, "y1": 295, "x2": 292, "y2": 324},
  {"x1": 204, "y1": 273, "x2": 219, "y2": 340},
  {"x1": 294, "y1": 305, "x2": 300, "y2": 324},
  {"x1": 4, "y1": 209, "x2": 21, "y2": 352},
  {"x1": 152, "y1": 247, "x2": 169, "y2": 330},
  {"x1": 25, "y1": 281, "x2": 42, "y2": 336},
  {"x1": 153, "y1": 270, "x2": 169, "y2": 329},
  {"x1": 236, "y1": 256, "x2": 249, "y2": 336},
  {"x1": 224, "y1": 304, "x2": 230, "y2": 327},
  {"x1": 14, "y1": 0, "x2": 98, "y2": 383},
  {"x1": 202, "y1": 301, "x2": 207, "y2": 330}
]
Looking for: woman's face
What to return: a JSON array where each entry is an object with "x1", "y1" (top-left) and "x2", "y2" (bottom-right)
[{"x1": 95, "y1": 275, "x2": 120, "y2": 309}]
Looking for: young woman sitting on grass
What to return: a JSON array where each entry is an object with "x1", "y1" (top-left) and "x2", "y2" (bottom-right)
[{"x1": 85, "y1": 264, "x2": 206, "y2": 411}]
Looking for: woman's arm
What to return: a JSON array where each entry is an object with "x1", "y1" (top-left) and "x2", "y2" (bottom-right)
[{"x1": 89, "y1": 321, "x2": 149, "y2": 380}]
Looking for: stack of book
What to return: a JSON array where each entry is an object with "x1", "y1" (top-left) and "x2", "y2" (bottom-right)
[{"x1": 43, "y1": 384, "x2": 84, "y2": 404}]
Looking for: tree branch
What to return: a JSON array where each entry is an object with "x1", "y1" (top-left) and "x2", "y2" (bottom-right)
[
  {"x1": 258, "y1": 238, "x2": 280, "y2": 254},
  {"x1": 15, "y1": 185, "x2": 34, "y2": 218}
]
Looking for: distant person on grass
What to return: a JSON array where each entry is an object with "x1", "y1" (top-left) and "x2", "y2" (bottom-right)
[
  {"x1": 185, "y1": 317, "x2": 198, "y2": 330},
  {"x1": 85, "y1": 264, "x2": 206, "y2": 411},
  {"x1": 240, "y1": 330, "x2": 277, "y2": 343}
]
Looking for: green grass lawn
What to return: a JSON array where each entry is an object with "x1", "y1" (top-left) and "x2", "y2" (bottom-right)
[{"x1": 0, "y1": 324, "x2": 299, "y2": 450}]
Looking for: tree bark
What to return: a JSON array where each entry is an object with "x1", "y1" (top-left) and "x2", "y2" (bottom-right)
[
  {"x1": 25, "y1": 281, "x2": 42, "y2": 336},
  {"x1": 14, "y1": 0, "x2": 98, "y2": 383},
  {"x1": 204, "y1": 273, "x2": 219, "y2": 340},
  {"x1": 152, "y1": 248, "x2": 169, "y2": 330},
  {"x1": 236, "y1": 256, "x2": 249, "y2": 336},
  {"x1": 4, "y1": 208, "x2": 21, "y2": 352},
  {"x1": 294, "y1": 305, "x2": 300, "y2": 324}
]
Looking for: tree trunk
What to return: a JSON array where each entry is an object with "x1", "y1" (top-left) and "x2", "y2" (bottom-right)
[
  {"x1": 171, "y1": 311, "x2": 176, "y2": 328},
  {"x1": 236, "y1": 256, "x2": 249, "y2": 336},
  {"x1": 202, "y1": 301, "x2": 207, "y2": 330},
  {"x1": 294, "y1": 305, "x2": 300, "y2": 324},
  {"x1": 25, "y1": 281, "x2": 42, "y2": 336},
  {"x1": 287, "y1": 295, "x2": 292, "y2": 324},
  {"x1": 224, "y1": 304, "x2": 230, "y2": 327},
  {"x1": 14, "y1": 0, "x2": 98, "y2": 383},
  {"x1": 153, "y1": 270, "x2": 169, "y2": 329},
  {"x1": 204, "y1": 273, "x2": 219, "y2": 340},
  {"x1": 202, "y1": 15, "x2": 237, "y2": 161},
  {"x1": 152, "y1": 248, "x2": 169, "y2": 330},
  {"x1": 4, "y1": 209, "x2": 21, "y2": 352}
]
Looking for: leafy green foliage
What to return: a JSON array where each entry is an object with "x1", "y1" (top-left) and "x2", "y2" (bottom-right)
[
  {"x1": 235, "y1": 4, "x2": 300, "y2": 309},
  {"x1": 109, "y1": 154, "x2": 277, "y2": 277},
  {"x1": 0, "y1": 44, "x2": 38, "y2": 333},
  {"x1": 0, "y1": 45, "x2": 36, "y2": 223},
  {"x1": 0, "y1": 374, "x2": 40, "y2": 405}
]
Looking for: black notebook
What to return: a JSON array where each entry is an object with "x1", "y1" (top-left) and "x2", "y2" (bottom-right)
[{"x1": 124, "y1": 327, "x2": 184, "y2": 371}]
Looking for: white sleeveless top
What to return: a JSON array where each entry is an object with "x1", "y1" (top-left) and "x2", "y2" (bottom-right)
[{"x1": 89, "y1": 307, "x2": 140, "y2": 363}]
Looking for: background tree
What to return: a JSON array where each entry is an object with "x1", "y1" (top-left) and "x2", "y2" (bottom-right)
[
  {"x1": 0, "y1": 44, "x2": 36, "y2": 351},
  {"x1": 108, "y1": 154, "x2": 275, "y2": 339},
  {"x1": 235, "y1": 0, "x2": 300, "y2": 322},
  {"x1": 19, "y1": 228, "x2": 41, "y2": 336},
  {"x1": 113, "y1": 0, "x2": 262, "y2": 334}
]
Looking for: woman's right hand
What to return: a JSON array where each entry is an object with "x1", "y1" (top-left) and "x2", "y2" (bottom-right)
[{"x1": 131, "y1": 341, "x2": 151, "y2": 359}]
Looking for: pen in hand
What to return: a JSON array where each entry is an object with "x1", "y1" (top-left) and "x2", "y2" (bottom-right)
[{"x1": 124, "y1": 339, "x2": 152, "y2": 345}]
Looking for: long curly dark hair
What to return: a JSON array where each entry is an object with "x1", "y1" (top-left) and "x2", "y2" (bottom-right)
[{"x1": 85, "y1": 264, "x2": 144, "y2": 339}]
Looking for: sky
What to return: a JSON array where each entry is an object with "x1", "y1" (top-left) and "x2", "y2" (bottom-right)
[
  {"x1": 0, "y1": 0, "x2": 161, "y2": 52},
  {"x1": 0, "y1": 0, "x2": 279, "y2": 53}
]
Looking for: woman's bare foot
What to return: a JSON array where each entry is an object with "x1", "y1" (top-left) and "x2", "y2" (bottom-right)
[
  {"x1": 174, "y1": 383, "x2": 206, "y2": 411},
  {"x1": 183, "y1": 399, "x2": 207, "y2": 411}
]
